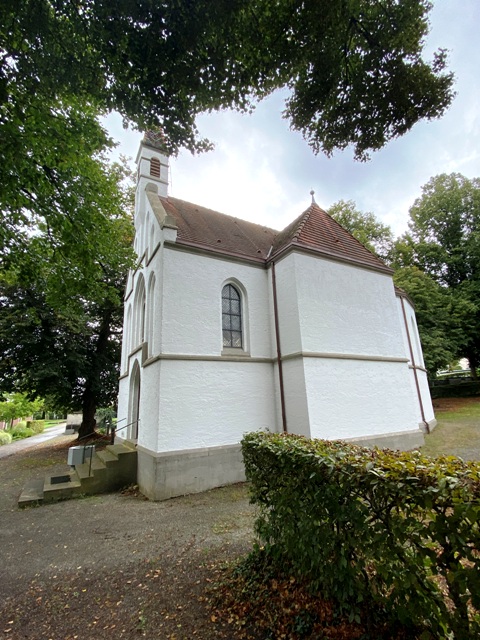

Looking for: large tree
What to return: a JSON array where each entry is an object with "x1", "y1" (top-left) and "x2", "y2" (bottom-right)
[
  {"x1": 2, "y1": 0, "x2": 454, "y2": 158},
  {"x1": 393, "y1": 173, "x2": 480, "y2": 376},
  {"x1": 0, "y1": 149, "x2": 134, "y2": 438},
  {"x1": 327, "y1": 200, "x2": 394, "y2": 261},
  {"x1": 393, "y1": 266, "x2": 473, "y2": 376},
  {"x1": 0, "y1": 265, "x2": 126, "y2": 438}
]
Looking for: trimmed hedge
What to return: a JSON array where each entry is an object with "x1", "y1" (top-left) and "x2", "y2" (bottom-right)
[
  {"x1": 0, "y1": 430, "x2": 13, "y2": 445},
  {"x1": 26, "y1": 420, "x2": 45, "y2": 434},
  {"x1": 7, "y1": 425, "x2": 35, "y2": 440},
  {"x1": 430, "y1": 381, "x2": 480, "y2": 398},
  {"x1": 242, "y1": 432, "x2": 480, "y2": 639}
]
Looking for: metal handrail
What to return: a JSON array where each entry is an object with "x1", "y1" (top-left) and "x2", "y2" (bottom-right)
[
  {"x1": 73, "y1": 418, "x2": 139, "y2": 446},
  {"x1": 109, "y1": 419, "x2": 140, "y2": 444}
]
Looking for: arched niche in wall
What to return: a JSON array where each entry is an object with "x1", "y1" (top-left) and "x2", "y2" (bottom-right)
[
  {"x1": 146, "y1": 272, "x2": 156, "y2": 357},
  {"x1": 123, "y1": 303, "x2": 133, "y2": 370},
  {"x1": 133, "y1": 273, "x2": 146, "y2": 348},
  {"x1": 144, "y1": 212, "x2": 150, "y2": 259}
]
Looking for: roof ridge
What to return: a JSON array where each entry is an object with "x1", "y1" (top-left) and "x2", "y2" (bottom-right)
[{"x1": 293, "y1": 207, "x2": 313, "y2": 242}]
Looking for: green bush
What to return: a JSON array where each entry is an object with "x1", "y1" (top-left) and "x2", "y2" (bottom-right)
[
  {"x1": 26, "y1": 420, "x2": 45, "y2": 434},
  {"x1": 0, "y1": 430, "x2": 13, "y2": 445},
  {"x1": 242, "y1": 432, "x2": 480, "y2": 639},
  {"x1": 7, "y1": 425, "x2": 35, "y2": 440}
]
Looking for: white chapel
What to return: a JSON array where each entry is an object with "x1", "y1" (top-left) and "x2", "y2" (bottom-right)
[{"x1": 117, "y1": 132, "x2": 436, "y2": 500}]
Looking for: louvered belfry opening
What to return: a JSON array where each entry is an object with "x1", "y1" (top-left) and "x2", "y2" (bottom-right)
[{"x1": 150, "y1": 157, "x2": 161, "y2": 178}]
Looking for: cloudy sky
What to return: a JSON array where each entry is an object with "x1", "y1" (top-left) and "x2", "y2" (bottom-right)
[{"x1": 106, "y1": 0, "x2": 479, "y2": 238}]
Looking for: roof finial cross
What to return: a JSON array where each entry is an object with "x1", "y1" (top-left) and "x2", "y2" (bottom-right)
[{"x1": 310, "y1": 189, "x2": 316, "y2": 204}]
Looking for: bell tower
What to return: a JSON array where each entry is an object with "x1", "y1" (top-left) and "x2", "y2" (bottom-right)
[{"x1": 135, "y1": 130, "x2": 169, "y2": 217}]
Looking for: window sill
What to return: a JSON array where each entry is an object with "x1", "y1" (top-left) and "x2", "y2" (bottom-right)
[{"x1": 221, "y1": 348, "x2": 250, "y2": 358}]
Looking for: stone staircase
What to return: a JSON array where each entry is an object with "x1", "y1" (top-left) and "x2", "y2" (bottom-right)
[{"x1": 18, "y1": 443, "x2": 137, "y2": 508}]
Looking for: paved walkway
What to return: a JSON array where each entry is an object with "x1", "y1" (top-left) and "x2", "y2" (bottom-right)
[{"x1": 0, "y1": 423, "x2": 68, "y2": 459}]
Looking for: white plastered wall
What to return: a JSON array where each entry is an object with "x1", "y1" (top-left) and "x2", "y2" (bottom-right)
[
  {"x1": 154, "y1": 359, "x2": 276, "y2": 452},
  {"x1": 117, "y1": 191, "x2": 165, "y2": 445},
  {"x1": 303, "y1": 358, "x2": 419, "y2": 440},
  {"x1": 160, "y1": 248, "x2": 273, "y2": 358},
  {"x1": 293, "y1": 253, "x2": 405, "y2": 357},
  {"x1": 133, "y1": 246, "x2": 278, "y2": 454},
  {"x1": 273, "y1": 251, "x2": 423, "y2": 441}
]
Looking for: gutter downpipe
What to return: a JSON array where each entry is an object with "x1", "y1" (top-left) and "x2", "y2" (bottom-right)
[
  {"x1": 271, "y1": 261, "x2": 288, "y2": 433},
  {"x1": 400, "y1": 295, "x2": 430, "y2": 434}
]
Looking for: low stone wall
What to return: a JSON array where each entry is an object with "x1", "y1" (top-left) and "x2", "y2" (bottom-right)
[{"x1": 135, "y1": 443, "x2": 245, "y2": 501}]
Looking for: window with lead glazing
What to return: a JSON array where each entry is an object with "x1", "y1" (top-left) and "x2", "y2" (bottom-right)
[{"x1": 222, "y1": 284, "x2": 242, "y2": 348}]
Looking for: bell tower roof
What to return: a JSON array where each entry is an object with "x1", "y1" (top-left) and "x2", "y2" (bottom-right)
[{"x1": 142, "y1": 130, "x2": 168, "y2": 152}]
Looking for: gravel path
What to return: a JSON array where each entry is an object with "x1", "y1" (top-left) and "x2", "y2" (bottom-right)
[
  {"x1": 2, "y1": 398, "x2": 478, "y2": 639},
  {"x1": 0, "y1": 436, "x2": 256, "y2": 639},
  {"x1": 0, "y1": 423, "x2": 68, "y2": 459}
]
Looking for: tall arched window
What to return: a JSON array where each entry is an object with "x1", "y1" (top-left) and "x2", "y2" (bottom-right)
[{"x1": 222, "y1": 284, "x2": 242, "y2": 348}]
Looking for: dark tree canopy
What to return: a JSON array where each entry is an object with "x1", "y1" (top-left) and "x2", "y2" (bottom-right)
[
  {"x1": 1, "y1": 0, "x2": 454, "y2": 158},
  {"x1": 0, "y1": 275, "x2": 121, "y2": 413},
  {"x1": 0, "y1": 148, "x2": 134, "y2": 438}
]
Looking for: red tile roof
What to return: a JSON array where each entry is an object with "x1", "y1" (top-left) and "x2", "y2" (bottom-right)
[
  {"x1": 271, "y1": 203, "x2": 392, "y2": 273},
  {"x1": 160, "y1": 196, "x2": 276, "y2": 262},
  {"x1": 158, "y1": 196, "x2": 392, "y2": 273}
]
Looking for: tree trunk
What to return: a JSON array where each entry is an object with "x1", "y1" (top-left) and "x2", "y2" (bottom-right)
[
  {"x1": 79, "y1": 387, "x2": 97, "y2": 439},
  {"x1": 467, "y1": 352, "x2": 478, "y2": 380},
  {"x1": 77, "y1": 304, "x2": 116, "y2": 440}
]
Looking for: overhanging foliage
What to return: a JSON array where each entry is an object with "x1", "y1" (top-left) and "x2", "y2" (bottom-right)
[{"x1": 1, "y1": 0, "x2": 454, "y2": 158}]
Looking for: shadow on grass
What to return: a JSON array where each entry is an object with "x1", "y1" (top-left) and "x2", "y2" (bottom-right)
[{"x1": 421, "y1": 396, "x2": 480, "y2": 460}]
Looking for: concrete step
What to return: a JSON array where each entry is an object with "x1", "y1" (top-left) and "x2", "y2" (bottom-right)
[
  {"x1": 75, "y1": 456, "x2": 107, "y2": 480},
  {"x1": 18, "y1": 443, "x2": 138, "y2": 507},
  {"x1": 107, "y1": 443, "x2": 137, "y2": 458},
  {"x1": 18, "y1": 478, "x2": 45, "y2": 508},
  {"x1": 43, "y1": 470, "x2": 82, "y2": 503},
  {"x1": 96, "y1": 448, "x2": 119, "y2": 466},
  {"x1": 119, "y1": 439, "x2": 137, "y2": 451}
]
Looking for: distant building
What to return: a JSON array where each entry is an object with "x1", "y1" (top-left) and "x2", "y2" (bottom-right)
[{"x1": 117, "y1": 133, "x2": 436, "y2": 500}]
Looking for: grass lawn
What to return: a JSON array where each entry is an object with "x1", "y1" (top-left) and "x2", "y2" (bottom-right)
[
  {"x1": 44, "y1": 419, "x2": 65, "y2": 428},
  {"x1": 421, "y1": 396, "x2": 480, "y2": 460}
]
